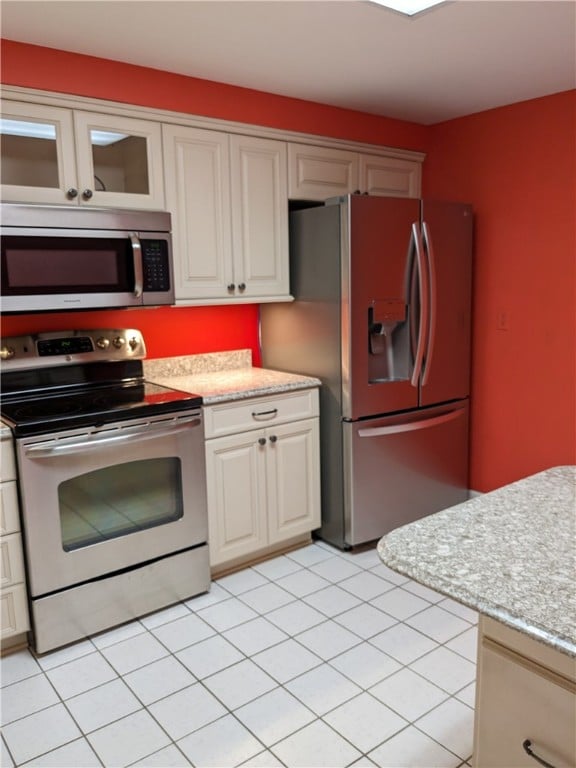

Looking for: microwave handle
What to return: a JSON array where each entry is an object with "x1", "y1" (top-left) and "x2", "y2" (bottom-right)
[{"x1": 130, "y1": 233, "x2": 144, "y2": 298}]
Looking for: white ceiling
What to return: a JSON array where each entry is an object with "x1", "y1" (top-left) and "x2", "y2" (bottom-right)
[{"x1": 1, "y1": 0, "x2": 575, "y2": 125}]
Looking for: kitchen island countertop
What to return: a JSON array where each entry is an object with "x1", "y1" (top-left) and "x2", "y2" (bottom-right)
[
  {"x1": 143, "y1": 350, "x2": 320, "y2": 404},
  {"x1": 378, "y1": 465, "x2": 576, "y2": 657}
]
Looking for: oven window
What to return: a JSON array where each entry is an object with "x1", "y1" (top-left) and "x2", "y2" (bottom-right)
[{"x1": 58, "y1": 458, "x2": 183, "y2": 551}]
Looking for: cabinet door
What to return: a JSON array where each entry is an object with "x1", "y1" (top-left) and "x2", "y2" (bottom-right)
[
  {"x1": 0, "y1": 482, "x2": 20, "y2": 536},
  {"x1": 230, "y1": 135, "x2": 289, "y2": 298},
  {"x1": 1, "y1": 533, "x2": 26, "y2": 588},
  {"x1": 360, "y1": 154, "x2": 421, "y2": 198},
  {"x1": 1, "y1": 583, "x2": 30, "y2": 640},
  {"x1": 266, "y1": 418, "x2": 321, "y2": 545},
  {"x1": 474, "y1": 638, "x2": 576, "y2": 768},
  {"x1": 163, "y1": 124, "x2": 233, "y2": 300},
  {"x1": 0, "y1": 100, "x2": 77, "y2": 204},
  {"x1": 205, "y1": 430, "x2": 268, "y2": 567},
  {"x1": 74, "y1": 111, "x2": 165, "y2": 209},
  {"x1": 288, "y1": 143, "x2": 359, "y2": 200}
]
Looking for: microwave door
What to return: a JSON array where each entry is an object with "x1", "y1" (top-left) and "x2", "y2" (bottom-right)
[{"x1": 0, "y1": 229, "x2": 144, "y2": 312}]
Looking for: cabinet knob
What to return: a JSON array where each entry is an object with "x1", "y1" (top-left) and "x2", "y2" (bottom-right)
[
  {"x1": 269, "y1": 435, "x2": 277, "y2": 443},
  {"x1": 238, "y1": 283, "x2": 246, "y2": 292},
  {"x1": 0, "y1": 346, "x2": 16, "y2": 360},
  {"x1": 66, "y1": 187, "x2": 79, "y2": 199},
  {"x1": 227, "y1": 283, "x2": 236, "y2": 292},
  {"x1": 258, "y1": 437, "x2": 267, "y2": 446},
  {"x1": 82, "y1": 188, "x2": 94, "y2": 199}
]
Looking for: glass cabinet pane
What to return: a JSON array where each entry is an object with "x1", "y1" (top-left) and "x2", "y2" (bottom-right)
[
  {"x1": 59, "y1": 458, "x2": 183, "y2": 551},
  {"x1": 0, "y1": 118, "x2": 60, "y2": 189},
  {"x1": 90, "y1": 130, "x2": 150, "y2": 195}
]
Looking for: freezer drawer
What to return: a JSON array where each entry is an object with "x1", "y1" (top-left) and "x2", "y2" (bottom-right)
[{"x1": 343, "y1": 401, "x2": 469, "y2": 546}]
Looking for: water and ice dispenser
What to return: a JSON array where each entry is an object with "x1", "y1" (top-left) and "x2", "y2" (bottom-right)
[{"x1": 368, "y1": 299, "x2": 410, "y2": 382}]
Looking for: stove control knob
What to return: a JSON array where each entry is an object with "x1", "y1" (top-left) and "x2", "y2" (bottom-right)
[
  {"x1": 96, "y1": 337, "x2": 110, "y2": 350},
  {"x1": 0, "y1": 345, "x2": 16, "y2": 360},
  {"x1": 113, "y1": 336, "x2": 126, "y2": 349},
  {"x1": 128, "y1": 336, "x2": 139, "y2": 351}
]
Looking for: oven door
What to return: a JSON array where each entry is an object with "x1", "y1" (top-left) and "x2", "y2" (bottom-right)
[{"x1": 16, "y1": 411, "x2": 207, "y2": 598}]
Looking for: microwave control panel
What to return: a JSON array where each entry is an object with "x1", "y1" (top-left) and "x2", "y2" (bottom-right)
[{"x1": 142, "y1": 240, "x2": 171, "y2": 291}]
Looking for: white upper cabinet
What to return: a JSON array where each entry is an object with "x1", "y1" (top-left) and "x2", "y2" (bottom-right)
[
  {"x1": 288, "y1": 144, "x2": 360, "y2": 200},
  {"x1": 162, "y1": 125, "x2": 233, "y2": 300},
  {"x1": 288, "y1": 142, "x2": 421, "y2": 200},
  {"x1": 1, "y1": 100, "x2": 165, "y2": 209},
  {"x1": 360, "y1": 154, "x2": 421, "y2": 198},
  {"x1": 163, "y1": 124, "x2": 289, "y2": 303},
  {"x1": 229, "y1": 134, "x2": 289, "y2": 300}
]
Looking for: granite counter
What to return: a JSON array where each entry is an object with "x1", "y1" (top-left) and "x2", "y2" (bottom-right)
[
  {"x1": 143, "y1": 350, "x2": 321, "y2": 404},
  {"x1": 378, "y1": 466, "x2": 576, "y2": 657}
]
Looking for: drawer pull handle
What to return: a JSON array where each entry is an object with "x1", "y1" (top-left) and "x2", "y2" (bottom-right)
[
  {"x1": 252, "y1": 409, "x2": 278, "y2": 420},
  {"x1": 258, "y1": 437, "x2": 267, "y2": 446},
  {"x1": 269, "y1": 435, "x2": 277, "y2": 443},
  {"x1": 522, "y1": 740, "x2": 557, "y2": 768}
]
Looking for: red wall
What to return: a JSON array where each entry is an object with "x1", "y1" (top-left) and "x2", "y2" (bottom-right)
[
  {"x1": 2, "y1": 41, "x2": 575, "y2": 491},
  {"x1": 423, "y1": 91, "x2": 576, "y2": 491}
]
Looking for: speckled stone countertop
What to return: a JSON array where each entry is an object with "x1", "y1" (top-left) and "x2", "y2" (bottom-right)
[
  {"x1": 143, "y1": 350, "x2": 320, "y2": 404},
  {"x1": 378, "y1": 466, "x2": 576, "y2": 657}
]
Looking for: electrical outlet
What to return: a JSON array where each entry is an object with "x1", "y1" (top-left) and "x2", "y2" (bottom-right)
[{"x1": 497, "y1": 310, "x2": 510, "y2": 331}]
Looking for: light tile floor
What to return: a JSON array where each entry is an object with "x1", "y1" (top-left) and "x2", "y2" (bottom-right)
[{"x1": 1, "y1": 541, "x2": 477, "y2": 767}]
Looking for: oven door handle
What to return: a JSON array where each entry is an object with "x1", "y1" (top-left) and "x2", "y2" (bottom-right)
[{"x1": 23, "y1": 417, "x2": 201, "y2": 457}]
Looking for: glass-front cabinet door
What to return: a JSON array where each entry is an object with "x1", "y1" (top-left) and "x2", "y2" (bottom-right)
[
  {"x1": 1, "y1": 100, "x2": 165, "y2": 209},
  {"x1": 0, "y1": 101, "x2": 77, "y2": 205},
  {"x1": 73, "y1": 111, "x2": 165, "y2": 209}
]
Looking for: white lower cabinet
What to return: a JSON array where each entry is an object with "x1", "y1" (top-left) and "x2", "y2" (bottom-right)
[
  {"x1": 1, "y1": 433, "x2": 30, "y2": 651},
  {"x1": 473, "y1": 617, "x2": 576, "y2": 768},
  {"x1": 204, "y1": 390, "x2": 320, "y2": 571}
]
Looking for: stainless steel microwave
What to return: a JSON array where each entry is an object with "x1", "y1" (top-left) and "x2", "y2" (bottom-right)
[{"x1": 0, "y1": 204, "x2": 175, "y2": 313}]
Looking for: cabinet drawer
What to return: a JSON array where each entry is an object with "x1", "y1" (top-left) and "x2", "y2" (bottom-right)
[
  {"x1": 1, "y1": 533, "x2": 26, "y2": 587},
  {"x1": 204, "y1": 389, "x2": 319, "y2": 438},
  {"x1": 474, "y1": 638, "x2": 576, "y2": 768},
  {"x1": 1, "y1": 481, "x2": 20, "y2": 536},
  {"x1": 1, "y1": 582, "x2": 30, "y2": 640},
  {"x1": 1, "y1": 437, "x2": 16, "y2": 482}
]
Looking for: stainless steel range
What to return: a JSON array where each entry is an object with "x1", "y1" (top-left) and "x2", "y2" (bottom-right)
[{"x1": 0, "y1": 329, "x2": 210, "y2": 653}]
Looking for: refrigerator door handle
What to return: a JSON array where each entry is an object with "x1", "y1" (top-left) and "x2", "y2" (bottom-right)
[
  {"x1": 410, "y1": 222, "x2": 429, "y2": 387},
  {"x1": 358, "y1": 406, "x2": 465, "y2": 438},
  {"x1": 421, "y1": 221, "x2": 437, "y2": 387}
]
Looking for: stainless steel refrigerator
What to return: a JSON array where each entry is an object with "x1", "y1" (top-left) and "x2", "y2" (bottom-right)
[{"x1": 260, "y1": 194, "x2": 473, "y2": 549}]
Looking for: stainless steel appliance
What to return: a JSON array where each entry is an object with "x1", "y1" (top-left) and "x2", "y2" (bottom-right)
[
  {"x1": 0, "y1": 204, "x2": 174, "y2": 313},
  {"x1": 261, "y1": 194, "x2": 473, "y2": 549},
  {"x1": 0, "y1": 329, "x2": 209, "y2": 653}
]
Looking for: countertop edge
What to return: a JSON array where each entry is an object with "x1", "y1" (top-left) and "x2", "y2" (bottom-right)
[
  {"x1": 378, "y1": 539, "x2": 576, "y2": 659},
  {"x1": 377, "y1": 466, "x2": 576, "y2": 659}
]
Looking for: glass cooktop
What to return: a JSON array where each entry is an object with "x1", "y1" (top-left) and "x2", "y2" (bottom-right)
[{"x1": 1, "y1": 380, "x2": 202, "y2": 437}]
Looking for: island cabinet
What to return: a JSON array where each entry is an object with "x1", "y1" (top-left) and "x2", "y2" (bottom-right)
[
  {"x1": 0, "y1": 432, "x2": 30, "y2": 653},
  {"x1": 203, "y1": 389, "x2": 320, "y2": 573},
  {"x1": 163, "y1": 124, "x2": 289, "y2": 304},
  {"x1": 287, "y1": 142, "x2": 421, "y2": 200},
  {"x1": 474, "y1": 617, "x2": 576, "y2": 768},
  {"x1": 1, "y1": 99, "x2": 165, "y2": 209}
]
